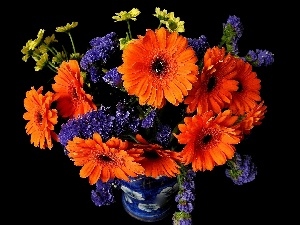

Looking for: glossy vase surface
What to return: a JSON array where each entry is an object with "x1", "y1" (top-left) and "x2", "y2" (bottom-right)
[{"x1": 120, "y1": 176, "x2": 179, "y2": 222}]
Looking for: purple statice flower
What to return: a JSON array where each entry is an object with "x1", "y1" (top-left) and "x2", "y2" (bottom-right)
[
  {"x1": 188, "y1": 35, "x2": 209, "y2": 60},
  {"x1": 172, "y1": 211, "x2": 192, "y2": 225},
  {"x1": 173, "y1": 169, "x2": 196, "y2": 222},
  {"x1": 224, "y1": 15, "x2": 243, "y2": 39},
  {"x1": 91, "y1": 179, "x2": 120, "y2": 207},
  {"x1": 80, "y1": 32, "x2": 119, "y2": 83},
  {"x1": 102, "y1": 67, "x2": 122, "y2": 87},
  {"x1": 177, "y1": 202, "x2": 194, "y2": 213},
  {"x1": 58, "y1": 105, "x2": 115, "y2": 146},
  {"x1": 225, "y1": 153, "x2": 257, "y2": 185},
  {"x1": 57, "y1": 118, "x2": 82, "y2": 147},
  {"x1": 141, "y1": 110, "x2": 157, "y2": 128},
  {"x1": 175, "y1": 189, "x2": 195, "y2": 202},
  {"x1": 175, "y1": 217, "x2": 192, "y2": 225},
  {"x1": 242, "y1": 49, "x2": 274, "y2": 67},
  {"x1": 222, "y1": 15, "x2": 243, "y2": 55},
  {"x1": 89, "y1": 65, "x2": 103, "y2": 83},
  {"x1": 156, "y1": 124, "x2": 172, "y2": 147},
  {"x1": 114, "y1": 101, "x2": 141, "y2": 135}
]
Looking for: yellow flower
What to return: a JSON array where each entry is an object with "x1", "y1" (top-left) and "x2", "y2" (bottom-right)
[
  {"x1": 112, "y1": 8, "x2": 140, "y2": 22},
  {"x1": 37, "y1": 44, "x2": 48, "y2": 54},
  {"x1": 153, "y1": 7, "x2": 170, "y2": 24},
  {"x1": 29, "y1": 29, "x2": 45, "y2": 50},
  {"x1": 21, "y1": 41, "x2": 31, "y2": 62},
  {"x1": 34, "y1": 53, "x2": 48, "y2": 71},
  {"x1": 55, "y1": 22, "x2": 78, "y2": 33},
  {"x1": 166, "y1": 13, "x2": 185, "y2": 33},
  {"x1": 21, "y1": 29, "x2": 45, "y2": 62},
  {"x1": 44, "y1": 34, "x2": 57, "y2": 45},
  {"x1": 153, "y1": 7, "x2": 169, "y2": 23}
]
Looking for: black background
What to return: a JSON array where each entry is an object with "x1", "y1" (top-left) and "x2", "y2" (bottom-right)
[{"x1": 14, "y1": 0, "x2": 288, "y2": 224}]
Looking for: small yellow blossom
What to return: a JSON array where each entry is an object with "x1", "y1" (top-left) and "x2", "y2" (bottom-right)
[
  {"x1": 55, "y1": 22, "x2": 78, "y2": 33},
  {"x1": 37, "y1": 45, "x2": 49, "y2": 54},
  {"x1": 21, "y1": 41, "x2": 32, "y2": 62},
  {"x1": 21, "y1": 29, "x2": 46, "y2": 62},
  {"x1": 153, "y1": 7, "x2": 169, "y2": 23},
  {"x1": 112, "y1": 8, "x2": 140, "y2": 22},
  {"x1": 29, "y1": 29, "x2": 45, "y2": 50},
  {"x1": 166, "y1": 13, "x2": 185, "y2": 33},
  {"x1": 34, "y1": 53, "x2": 48, "y2": 71},
  {"x1": 44, "y1": 34, "x2": 58, "y2": 45}
]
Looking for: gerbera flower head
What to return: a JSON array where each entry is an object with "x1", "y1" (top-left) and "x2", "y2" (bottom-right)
[
  {"x1": 174, "y1": 110, "x2": 241, "y2": 172},
  {"x1": 66, "y1": 133, "x2": 145, "y2": 184},
  {"x1": 227, "y1": 58, "x2": 261, "y2": 115},
  {"x1": 52, "y1": 60, "x2": 97, "y2": 118},
  {"x1": 237, "y1": 101, "x2": 267, "y2": 135},
  {"x1": 184, "y1": 46, "x2": 239, "y2": 114},
  {"x1": 23, "y1": 86, "x2": 58, "y2": 149},
  {"x1": 130, "y1": 134, "x2": 181, "y2": 178},
  {"x1": 118, "y1": 27, "x2": 199, "y2": 109}
]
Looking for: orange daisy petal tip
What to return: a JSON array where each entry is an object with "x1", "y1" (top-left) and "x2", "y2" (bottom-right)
[{"x1": 118, "y1": 27, "x2": 198, "y2": 109}]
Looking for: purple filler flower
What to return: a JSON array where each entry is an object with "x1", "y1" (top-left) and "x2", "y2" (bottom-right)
[
  {"x1": 242, "y1": 49, "x2": 274, "y2": 67},
  {"x1": 102, "y1": 67, "x2": 123, "y2": 87},
  {"x1": 80, "y1": 32, "x2": 119, "y2": 83},
  {"x1": 91, "y1": 179, "x2": 119, "y2": 207},
  {"x1": 188, "y1": 35, "x2": 209, "y2": 60},
  {"x1": 225, "y1": 153, "x2": 257, "y2": 185},
  {"x1": 222, "y1": 15, "x2": 244, "y2": 55}
]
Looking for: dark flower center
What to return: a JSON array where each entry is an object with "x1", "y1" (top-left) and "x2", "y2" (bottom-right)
[
  {"x1": 237, "y1": 82, "x2": 243, "y2": 92},
  {"x1": 142, "y1": 150, "x2": 160, "y2": 159},
  {"x1": 207, "y1": 76, "x2": 216, "y2": 92},
  {"x1": 36, "y1": 111, "x2": 43, "y2": 124},
  {"x1": 151, "y1": 56, "x2": 167, "y2": 75},
  {"x1": 99, "y1": 155, "x2": 113, "y2": 162},
  {"x1": 202, "y1": 134, "x2": 212, "y2": 143}
]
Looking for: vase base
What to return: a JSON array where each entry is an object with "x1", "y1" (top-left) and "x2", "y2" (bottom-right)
[{"x1": 121, "y1": 193, "x2": 174, "y2": 222}]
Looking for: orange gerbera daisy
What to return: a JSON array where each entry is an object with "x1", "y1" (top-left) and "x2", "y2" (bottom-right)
[
  {"x1": 184, "y1": 46, "x2": 239, "y2": 114},
  {"x1": 174, "y1": 110, "x2": 241, "y2": 172},
  {"x1": 23, "y1": 86, "x2": 58, "y2": 149},
  {"x1": 66, "y1": 133, "x2": 144, "y2": 185},
  {"x1": 129, "y1": 134, "x2": 181, "y2": 178},
  {"x1": 226, "y1": 58, "x2": 261, "y2": 114},
  {"x1": 237, "y1": 101, "x2": 267, "y2": 135},
  {"x1": 52, "y1": 60, "x2": 97, "y2": 118},
  {"x1": 118, "y1": 27, "x2": 199, "y2": 109}
]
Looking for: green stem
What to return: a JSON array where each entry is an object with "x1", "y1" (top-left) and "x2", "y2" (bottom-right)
[
  {"x1": 68, "y1": 32, "x2": 76, "y2": 54},
  {"x1": 157, "y1": 22, "x2": 162, "y2": 29},
  {"x1": 46, "y1": 63, "x2": 57, "y2": 73},
  {"x1": 126, "y1": 21, "x2": 132, "y2": 39}
]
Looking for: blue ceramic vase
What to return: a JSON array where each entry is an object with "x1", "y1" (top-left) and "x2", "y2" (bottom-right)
[{"x1": 120, "y1": 176, "x2": 179, "y2": 222}]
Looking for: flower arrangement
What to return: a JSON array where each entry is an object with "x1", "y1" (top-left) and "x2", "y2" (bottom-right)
[{"x1": 21, "y1": 7, "x2": 274, "y2": 224}]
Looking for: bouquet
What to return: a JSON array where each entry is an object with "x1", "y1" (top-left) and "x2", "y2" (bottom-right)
[{"x1": 21, "y1": 7, "x2": 274, "y2": 224}]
